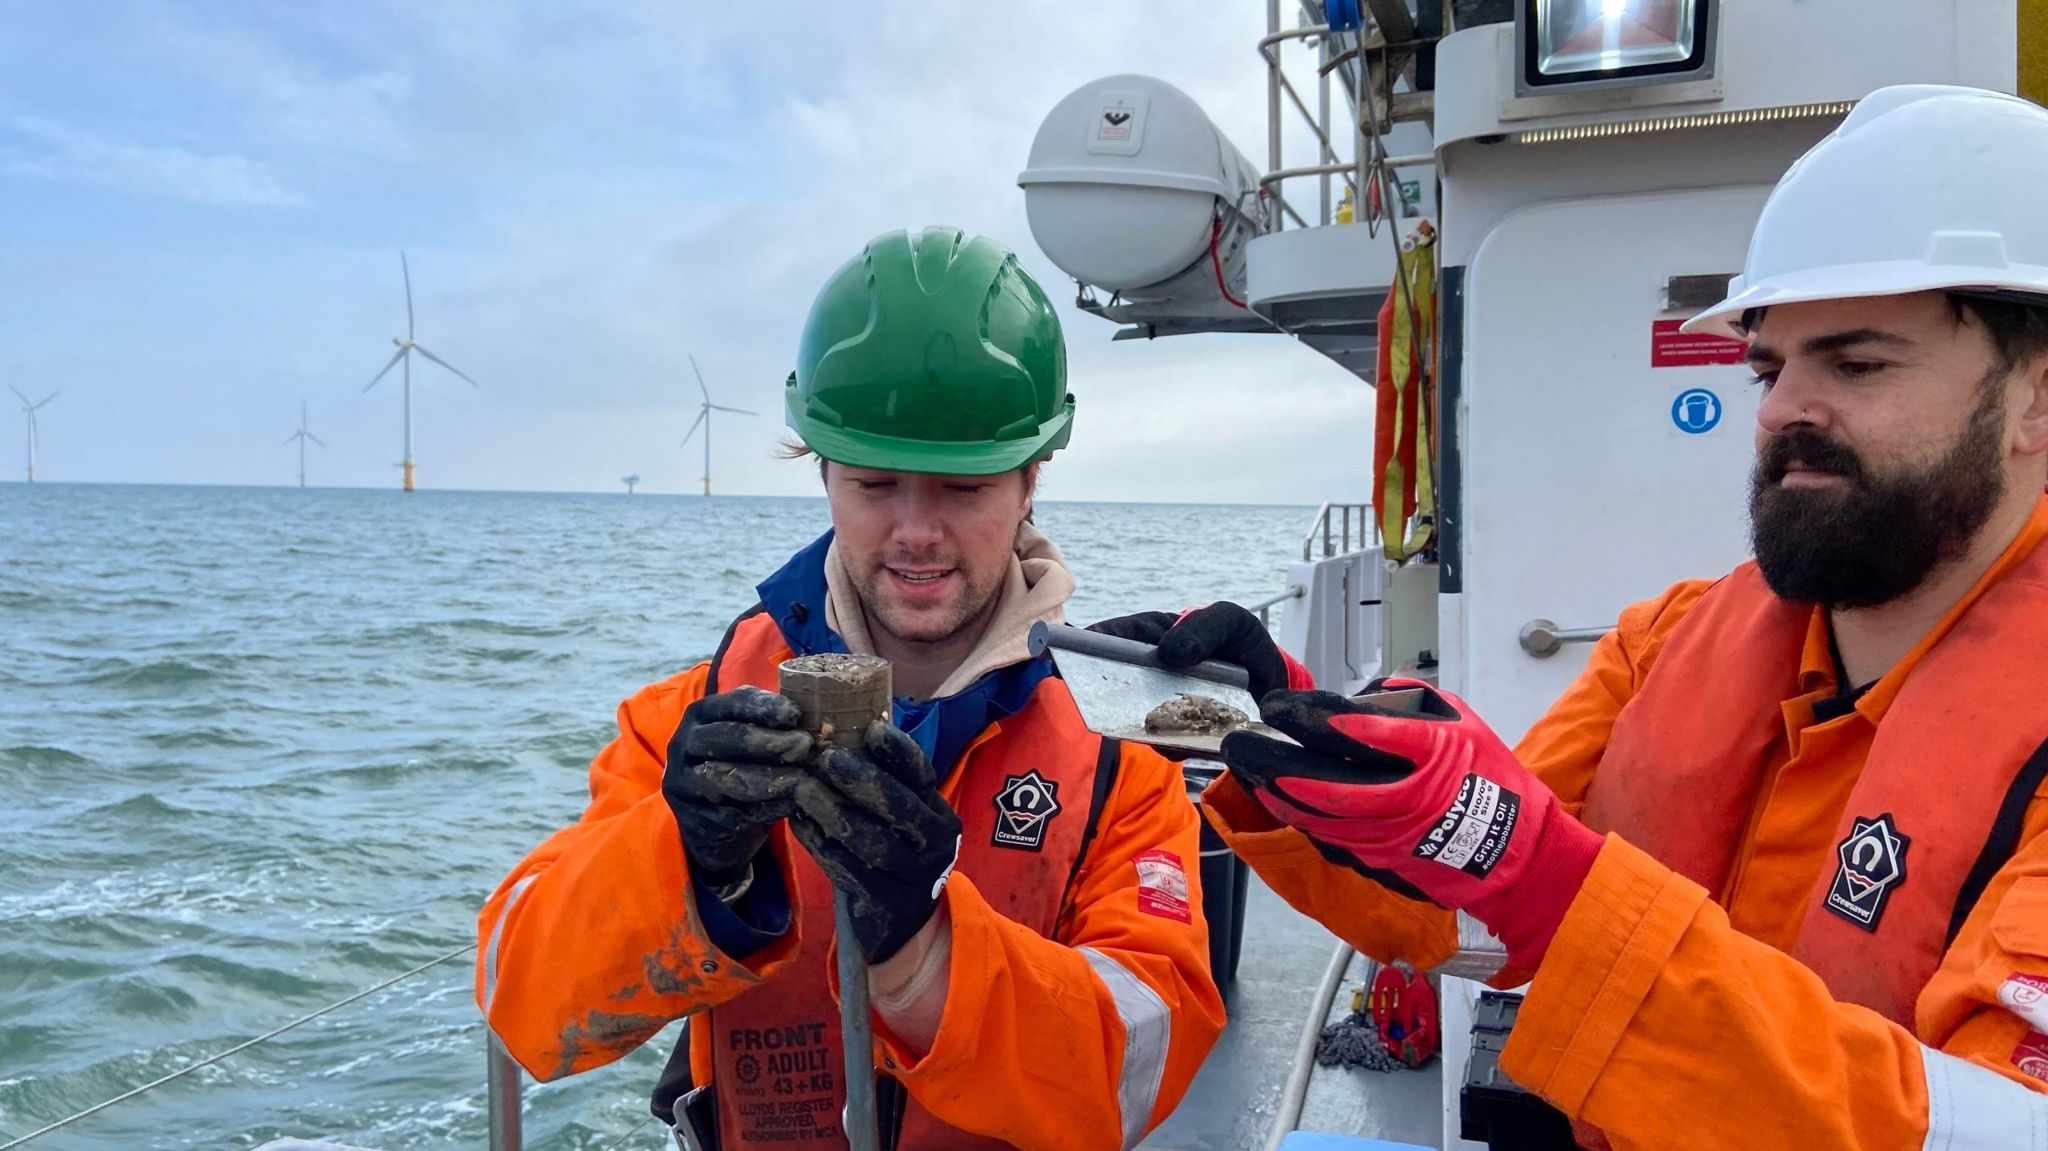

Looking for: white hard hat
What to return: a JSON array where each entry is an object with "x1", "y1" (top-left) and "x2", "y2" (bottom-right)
[{"x1": 1685, "y1": 85, "x2": 2048, "y2": 338}]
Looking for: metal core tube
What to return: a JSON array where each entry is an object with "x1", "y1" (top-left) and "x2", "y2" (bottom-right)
[{"x1": 778, "y1": 653, "x2": 892, "y2": 1151}]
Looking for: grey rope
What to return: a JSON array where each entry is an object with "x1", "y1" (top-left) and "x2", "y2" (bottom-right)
[
  {"x1": 595, "y1": 1112, "x2": 659, "y2": 1151},
  {"x1": 0, "y1": 943, "x2": 478, "y2": 1150},
  {"x1": 1315, "y1": 1008, "x2": 1404, "y2": 1072}
]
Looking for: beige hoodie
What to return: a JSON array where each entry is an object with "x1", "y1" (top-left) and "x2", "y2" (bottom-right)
[{"x1": 817, "y1": 522, "x2": 1076, "y2": 1052}]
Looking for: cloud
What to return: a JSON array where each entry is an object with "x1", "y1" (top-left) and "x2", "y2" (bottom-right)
[
  {"x1": 138, "y1": 12, "x2": 412, "y2": 160},
  {"x1": 0, "y1": 114, "x2": 302, "y2": 207},
  {"x1": 0, "y1": 2, "x2": 1384, "y2": 503}
]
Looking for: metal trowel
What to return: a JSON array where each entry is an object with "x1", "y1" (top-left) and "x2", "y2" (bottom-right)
[{"x1": 1027, "y1": 621, "x2": 1295, "y2": 757}]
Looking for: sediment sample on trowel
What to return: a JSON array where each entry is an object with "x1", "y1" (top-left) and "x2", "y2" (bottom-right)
[{"x1": 1143, "y1": 693, "x2": 1250, "y2": 735}]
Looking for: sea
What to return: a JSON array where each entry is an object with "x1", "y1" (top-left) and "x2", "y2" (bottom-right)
[{"x1": 0, "y1": 483, "x2": 1313, "y2": 1150}]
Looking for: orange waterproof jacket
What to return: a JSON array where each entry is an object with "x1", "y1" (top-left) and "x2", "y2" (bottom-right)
[
  {"x1": 1207, "y1": 497, "x2": 2048, "y2": 1149},
  {"x1": 476, "y1": 534, "x2": 1223, "y2": 1151}
]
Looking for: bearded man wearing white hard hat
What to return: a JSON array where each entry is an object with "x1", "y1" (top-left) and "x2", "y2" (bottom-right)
[{"x1": 1099, "y1": 85, "x2": 2048, "y2": 1148}]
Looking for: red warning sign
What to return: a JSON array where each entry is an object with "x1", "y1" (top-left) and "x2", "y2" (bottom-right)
[
  {"x1": 2013, "y1": 1030, "x2": 2048, "y2": 1083},
  {"x1": 1134, "y1": 850, "x2": 1191, "y2": 923},
  {"x1": 1651, "y1": 319, "x2": 1749, "y2": 368}
]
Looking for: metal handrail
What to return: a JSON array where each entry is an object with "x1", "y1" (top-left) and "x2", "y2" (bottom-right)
[
  {"x1": 1260, "y1": 154, "x2": 1430, "y2": 188},
  {"x1": 1263, "y1": 3, "x2": 1356, "y2": 230},
  {"x1": 1243, "y1": 585, "x2": 1307, "y2": 629},
  {"x1": 1264, "y1": 1, "x2": 1439, "y2": 233},
  {"x1": 1301, "y1": 501, "x2": 1379, "y2": 561},
  {"x1": 488, "y1": 1036, "x2": 525, "y2": 1150}
]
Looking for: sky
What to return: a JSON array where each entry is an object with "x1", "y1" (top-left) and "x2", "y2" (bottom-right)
[{"x1": 0, "y1": 2, "x2": 1380, "y2": 503}]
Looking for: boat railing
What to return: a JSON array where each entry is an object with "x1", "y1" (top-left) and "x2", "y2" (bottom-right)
[
  {"x1": 487, "y1": 1037, "x2": 526, "y2": 1151},
  {"x1": 1302, "y1": 500, "x2": 1378, "y2": 561},
  {"x1": 1259, "y1": 0, "x2": 1433, "y2": 231},
  {"x1": 1243, "y1": 584, "x2": 1307, "y2": 630}
]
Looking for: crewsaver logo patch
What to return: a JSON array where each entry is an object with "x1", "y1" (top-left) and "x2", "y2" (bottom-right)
[
  {"x1": 1825, "y1": 813, "x2": 1909, "y2": 931},
  {"x1": 1412, "y1": 772, "x2": 1520, "y2": 879},
  {"x1": 992, "y1": 770, "x2": 1061, "y2": 851}
]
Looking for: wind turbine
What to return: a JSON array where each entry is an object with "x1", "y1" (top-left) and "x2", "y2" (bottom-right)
[
  {"x1": 680, "y1": 354, "x2": 756, "y2": 497},
  {"x1": 284, "y1": 399, "x2": 328, "y2": 488},
  {"x1": 622, "y1": 474, "x2": 640, "y2": 494},
  {"x1": 361, "y1": 252, "x2": 480, "y2": 492},
  {"x1": 9, "y1": 385, "x2": 57, "y2": 483}
]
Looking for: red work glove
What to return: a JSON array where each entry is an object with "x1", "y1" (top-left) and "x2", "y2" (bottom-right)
[{"x1": 1219, "y1": 681, "x2": 1602, "y2": 968}]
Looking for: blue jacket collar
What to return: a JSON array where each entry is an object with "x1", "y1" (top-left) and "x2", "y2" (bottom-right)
[{"x1": 754, "y1": 530, "x2": 1055, "y2": 778}]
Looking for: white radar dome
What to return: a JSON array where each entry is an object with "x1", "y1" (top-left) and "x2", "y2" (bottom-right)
[{"x1": 1019, "y1": 75, "x2": 1263, "y2": 299}]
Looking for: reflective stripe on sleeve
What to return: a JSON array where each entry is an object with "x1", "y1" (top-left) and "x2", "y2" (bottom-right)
[
  {"x1": 482, "y1": 874, "x2": 539, "y2": 1013},
  {"x1": 1080, "y1": 947, "x2": 1172, "y2": 1151},
  {"x1": 1920, "y1": 1044, "x2": 2048, "y2": 1151}
]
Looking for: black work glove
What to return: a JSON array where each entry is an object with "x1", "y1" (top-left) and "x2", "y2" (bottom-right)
[
  {"x1": 663, "y1": 686, "x2": 814, "y2": 887},
  {"x1": 1087, "y1": 601, "x2": 1295, "y2": 701},
  {"x1": 1221, "y1": 688, "x2": 1435, "y2": 904},
  {"x1": 788, "y1": 721, "x2": 963, "y2": 963}
]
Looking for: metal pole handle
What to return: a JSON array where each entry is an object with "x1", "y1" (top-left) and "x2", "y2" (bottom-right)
[
  {"x1": 1028, "y1": 622, "x2": 1252, "y2": 690},
  {"x1": 835, "y1": 898, "x2": 879, "y2": 1151},
  {"x1": 487, "y1": 1037, "x2": 524, "y2": 1151}
]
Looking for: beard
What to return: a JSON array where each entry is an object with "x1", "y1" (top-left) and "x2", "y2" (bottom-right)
[
  {"x1": 1749, "y1": 379, "x2": 2007, "y2": 609},
  {"x1": 856, "y1": 550, "x2": 1006, "y2": 646}
]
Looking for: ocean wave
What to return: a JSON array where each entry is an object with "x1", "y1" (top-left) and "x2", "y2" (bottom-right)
[
  {"x1": 0, "y1": 588, "x2": 52, "y2": 611},
  {"x1": 0, "y1": 911, "x2": 165, "y2": 957},
  {"x1": 323, "y1": 750, "x2": 516, "y2": 786},
  {"x1": 156, "y1": 952, "x2": 334, "y2": 1001},
  {"x1": 0, "y1": 860, "x2": 293, "y2": 923},
  {"x1": 444, "y1": 616, "x2": 586, "y2": 638},
  {"x1": 514, "y1": 725, "x2": 615, "y2": 769},
  {"x1": 107, "y1": 596, "x2": 182, "y2": 611},
  {"x1": 0, "y1": 743, "x2": 91, "y2": 774},
  {"x1": 91, "y1": 973, "x2": 205, "y2": 1020},
  {"x1": 451, "y1": 645, "x2": 545, "y2": 665},
  {"x1": 0, "y1": 1030, "x2": 269, "y2": 1121},
  {"x1": 0, "y1": 949, "x2": 119, "y2": 993},
  {"x1": 71, "y1": 791, "x2": 200, "y2": 824},
  {"x1": 72, "y1": 658, "x2": 225, "y2": 691},
  {"x1": 300, "y1": 913, "x2": 398, "y2": 937},
  {"x1": 351, "y1": 618, "x2": 587, "y2": 645},
  {"x1": 141, "y1": 726, "x2": 276, "y2": 752}
]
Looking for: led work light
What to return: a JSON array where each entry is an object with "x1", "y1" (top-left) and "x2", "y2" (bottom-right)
[{"x1": 1517, "y1": 0, "x2": 1718, "y2": 95}]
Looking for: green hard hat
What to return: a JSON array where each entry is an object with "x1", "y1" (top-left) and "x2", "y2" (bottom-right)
[{"x1": 786, "y1": 226, "x2": 1074, "y2": 476}]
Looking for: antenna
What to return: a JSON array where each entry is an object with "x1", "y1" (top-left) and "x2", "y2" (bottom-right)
[
  {"x1": 283, "y1": 399, "x2": 329, "y2": 488},
  {"x1": 10, "y1": 384, "x2": 58, "y2": 484},
  {"x1": 679, "y1": 354, "x2": 757, "y2": 496},
  {"x1": 362, "y1": 251, "x2": 480, "y2": 491}
]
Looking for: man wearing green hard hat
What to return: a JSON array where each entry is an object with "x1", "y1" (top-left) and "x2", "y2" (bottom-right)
[{"x1": 477, "y1": 227, "x2": 1225, "y2": 1151}]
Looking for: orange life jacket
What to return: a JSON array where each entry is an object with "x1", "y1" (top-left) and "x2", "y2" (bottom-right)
[
  {"x1": 1579, "y1": 551, "x2": 2048, "y2": 1026},
  {"x1": 690, "y1": 610, "x2": 1122, "y2": 1151}
]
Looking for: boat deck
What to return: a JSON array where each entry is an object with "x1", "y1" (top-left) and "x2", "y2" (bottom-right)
[{"x1": 1143, "y1": 873, "x2": 1444, "y2": 1151}]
